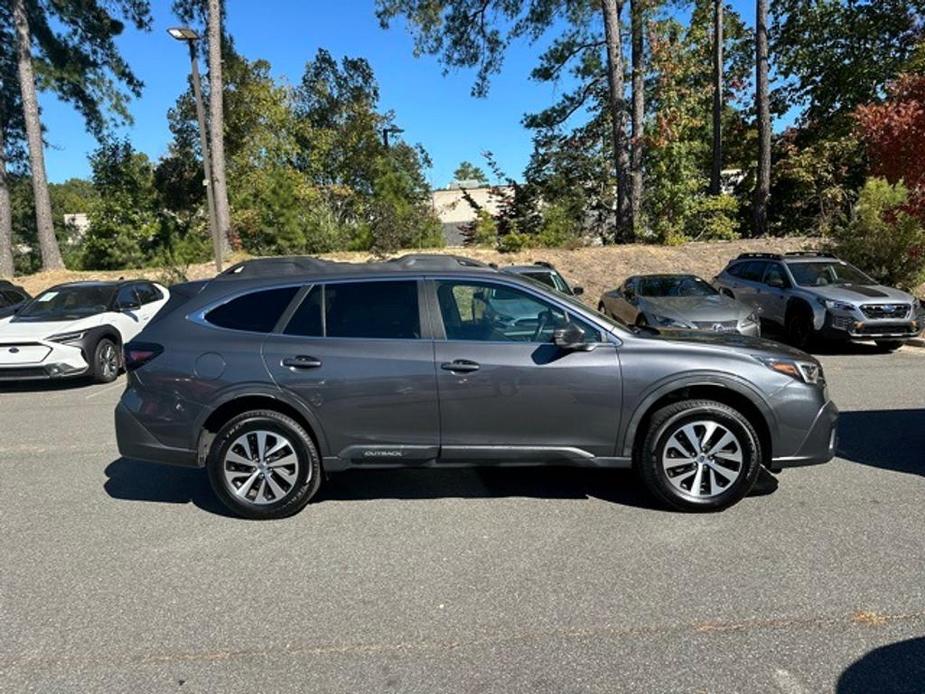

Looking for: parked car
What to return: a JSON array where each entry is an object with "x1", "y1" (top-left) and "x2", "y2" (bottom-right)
[
  {"x1": 116, "y1": 254, "x2": 837, "y2": 519},
  {"x1": 598, "y1": 274, "x2": 759, "y2": 336},
  {"x1": 0, "y1": 280, "x2": 169, "y2": 383},
  {"x1": 502, "y1": 261, "x2": 584, "y2": 296},
  {"x1": 0, "y1": 281, "x2": 30, "y2": 319},
  {"x1": 714, "y1": 252, "x2": 925, "y2": 350}
]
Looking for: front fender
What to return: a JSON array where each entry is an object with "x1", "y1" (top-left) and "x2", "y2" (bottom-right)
[{"x1": 618, "y1": 370, "x2": 779, "y2": 458}]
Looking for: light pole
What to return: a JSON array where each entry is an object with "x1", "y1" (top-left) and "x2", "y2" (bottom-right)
[
  {"x1": 168, "y1": 26, "x2": 222, "y2": 272},
  {"x1": 381, "y1": 125, "x2": 404, "y2": 149}
]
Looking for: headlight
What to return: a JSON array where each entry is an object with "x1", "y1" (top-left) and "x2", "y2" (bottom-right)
[
  {"x1": 914, "y1": 297, "x2": 922, "y2": 311},
  {"x1": 740, "y1": 312, "x2": 758, "y2": 325},
  {"x1": 816, "y1": 297, "x2": 855, "y2": 312},
  {"x1": 756, "y1": 356, "x2": 823, "y2": 384},
  {"x1": 47, "y1": 331, "x2": 85, "y2": 345},
  {"x1": 651, "y1": 314, "x2": 691, "y2": 329}
]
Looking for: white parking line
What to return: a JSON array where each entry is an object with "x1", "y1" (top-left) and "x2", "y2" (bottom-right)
[{"x1": 85, "y1": 381, "x2": 125, "y2": 399}]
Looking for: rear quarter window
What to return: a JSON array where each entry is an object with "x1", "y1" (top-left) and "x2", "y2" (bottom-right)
[{"x1": 205, "y1": 286, "x2": 299, "y2": 333}]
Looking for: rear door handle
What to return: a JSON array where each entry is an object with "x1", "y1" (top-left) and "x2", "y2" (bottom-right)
[
  {"x1": 441, "y1": 359, "x2": 480, "y2": 373},
  {"x1": 282, "y1": 355, "x2": 322, "y2": 369}
]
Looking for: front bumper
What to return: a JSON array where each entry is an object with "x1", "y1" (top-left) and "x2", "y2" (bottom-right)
[
  {"x1": 820, "y1": 310, "x2": 923, "y2": 341},
  {"x1": 770, "y1": 399, "x2": 838, "y2": 470},
  {"x1": 0, "y1": 362, "x2": 89, "y2": 381},
  {"x1": 0, "y1": 340, "x2": 90, "y2": 381}
]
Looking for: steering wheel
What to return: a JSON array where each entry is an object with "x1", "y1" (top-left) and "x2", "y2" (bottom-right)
[{"x1": 532, "y1": 310, "x2": 552, "y2": 342}]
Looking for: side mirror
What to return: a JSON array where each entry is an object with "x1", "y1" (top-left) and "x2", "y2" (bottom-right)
[
  {"x1": 553, "y1": 322, "x2": 596, "y2": 352},
  {"x1": 119, "y1": 301, "x2": 141, "y2": 312},
  {"x1": 571, "y1": 286, "x2": 584, "y2": 296}
]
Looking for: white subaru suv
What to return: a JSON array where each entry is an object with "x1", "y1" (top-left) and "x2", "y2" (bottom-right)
[{"x1": 0, "y1": 280, "x2": 169, "y2": 383}]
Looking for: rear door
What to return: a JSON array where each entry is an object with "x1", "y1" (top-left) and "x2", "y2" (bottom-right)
[
  {"x1": 262, "y1": 279, "x2": 440, "y2": 464},
  {"x1": 729, "y1": 261, "x2": 768, "y2": 310},
  {"x1": 756, "y1": 262, "x2": 790, "y2": 325},
  {"x1": 430, "y1": 278, "x2": 622, "y2": 462}
]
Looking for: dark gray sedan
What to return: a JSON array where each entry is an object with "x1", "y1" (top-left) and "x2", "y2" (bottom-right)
[{"x1": 599, "y1": 274, "x2": 760, "y2": 336}]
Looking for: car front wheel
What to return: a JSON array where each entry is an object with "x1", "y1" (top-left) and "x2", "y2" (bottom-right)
[
  {"x1": 91, "y1": 338, "x2": 120, "y2": 383},
  {"x1": 637, "y1": 399, "x2": 763, "y2": 512},
  {"x1": 207, "y1": 410, "x2": 321, "y2": 520}
]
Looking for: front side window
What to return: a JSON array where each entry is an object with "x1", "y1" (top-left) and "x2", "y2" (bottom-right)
[
  {"x1": 116, "y1": 285, "x2": 140, "y2": 308},
  {"x1": 436, "y1": 280, "x2": 597, "y2": 343},
  {"x1": 763, "y1": 264, "x2": 789, "y2": 287},
  {"x1": 206, "y1": 286, "x2": 299, "y2": 333},
  {"x1": 135, "y1": 283, "x2": 163, "y2": 304}
]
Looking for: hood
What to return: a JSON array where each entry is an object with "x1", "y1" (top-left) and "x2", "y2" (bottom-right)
[
  {"x1": 0, "y1": 315, "x2": 102, "y2": 342},
  {"x1": 641, "y1": 294, "x2": 750, "y2": 323},
  {"x1": 649, "y1": 329, "x2": 814, "y2": 361},
  {"x1": 807, "y1": 283, "x2": 914, "y2": 304}
]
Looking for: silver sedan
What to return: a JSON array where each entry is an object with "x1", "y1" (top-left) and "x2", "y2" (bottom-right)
[{"x1": 598, "y1": 274, "x2": 760, "y2": 336}]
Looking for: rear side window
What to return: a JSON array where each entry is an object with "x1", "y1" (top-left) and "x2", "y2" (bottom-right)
[
  {"x1": 206, "y1": 286, "x2": 299, "y2": 333},
  {"x1": 284, "y1": 285, "x2": 323, "y2": 337},
  {"x1": 324, "y1": 281, "x2": 420, "y2": 339},
  {"x1": 739, "y1": 261, "x2": 767, "y2": 281}
]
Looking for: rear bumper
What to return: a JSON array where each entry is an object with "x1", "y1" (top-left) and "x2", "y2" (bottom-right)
[
  {"x1": 770, "y1": 399, "x2": 838, "y2": 470},
  {"x1": 115, "y1": 402, "x2": 199, "y2": 467}
]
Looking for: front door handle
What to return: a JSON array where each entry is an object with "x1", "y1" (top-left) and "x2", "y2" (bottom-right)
[
  {"x1": 441, "y1": 359, "x2": 480, "y2": 373},
  {"x1": 282, "y1": 355, "x2": 322, "y2": 369}
]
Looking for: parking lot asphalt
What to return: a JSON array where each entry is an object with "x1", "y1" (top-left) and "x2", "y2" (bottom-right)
[{"x1": 1, "y1": 345, "x2": 923, "y2": 693}]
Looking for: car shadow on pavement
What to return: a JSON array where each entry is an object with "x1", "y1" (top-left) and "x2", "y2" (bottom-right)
[
  {"x1": 0, "y1": 376, "x2": 102, "y2": 394},
  {"x1": 836, "y1": 409, "x2": 925, "y2": 476},
  {"x1": 104, "y1": 457, "x2": 237, "y2": 518},
  {"x1": 838, "y1": 636, "x2": 925, "y2": 693}
]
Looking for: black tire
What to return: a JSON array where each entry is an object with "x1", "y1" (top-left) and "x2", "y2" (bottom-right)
[
  {"x1": 637, "y1": 399, "x2": 763, "y2": 512},
  {"x1": 875, "y1": 340, "x2": 903, "y2": 352},
  {"x1": 91, "y1": 337, "x2": 120, "y2": 383},
  {"x1": 786, "y1": 305, "x2": 815, "y2": 350},
  {"x1": 207, "y1": 410, "x2": 321, "y2": 520}
]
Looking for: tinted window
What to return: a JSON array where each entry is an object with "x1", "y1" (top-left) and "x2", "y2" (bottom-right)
[
  {"x1": 284, "y1": 285, "x2": 324, "y2": 337},
  {"x1": 0, "y1": 294, "x2": 8, "y2": 308},
  {"x1": 5, "y1": 290, "x2": 27, "y2": 303},
  {"x1": 325, "y1": 281, "x2": 420, "y2": 339},
  {"x1": 206, "y1": 286, "x2": 299, "y2": 333},
  {"x1": 739, "y1": 261, "x2": 767, "y2": 281},
  {"x1": 116, "y1": 285, "x2": 139, "y2": 308},
  {"x1": 763, "y1": 263, "x2": 789, "y2": 287},
  {"x1": 136, "y1": 283, "x2": 163, "y2": 304},
  {"x1": 522, "y1": 271, "x2": 557, "y2": 289},
  {"x1": 436, "y1": 280, "x2": 597, "y2": 343}
]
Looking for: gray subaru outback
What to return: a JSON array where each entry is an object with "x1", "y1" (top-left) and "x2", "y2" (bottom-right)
[
  {"x1": 115, "y1": 254, "x2": 837, "y2": 519},
  {"x1": 714, "y1": 251, "x2": 924, "y2": 350}
]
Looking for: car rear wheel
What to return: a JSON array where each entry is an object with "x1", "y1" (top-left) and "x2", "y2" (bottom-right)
[
  {"x1": 91, "y1": 338, "x2": 120, "y2": 383},
  {"x1": 207, "y1": 410, "x2": 321, "y2": 520},
  {"x1": 637, "y1": 399, "x2": 762, "y2": 512}
]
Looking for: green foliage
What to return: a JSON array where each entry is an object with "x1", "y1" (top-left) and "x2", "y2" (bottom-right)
[
  {"x1": 687, "y1": 194, "x2": 740, "y2": 241},
  {"x1": 828, "y1": 179, "x2": 925, "y2": 289},
  {"x1": 81, "y1": 141, "x2": 160, "y2": 270},
  {"x1": 535, "y1": 202, "x2": 581, "y2": 247},
  {"x1": 497, "y1": 232, "x2": 530, "y2": 253},
  {"x1": 453, "y1": 161, "x2": 488, "y2": 184},
  {"x1": 469, "y1": 209, "x2": 498, "y2": 246}
]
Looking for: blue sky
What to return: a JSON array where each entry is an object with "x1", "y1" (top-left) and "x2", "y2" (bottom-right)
[{"x1": 39, "y1": 0, "x2": 759, "y2": 188}]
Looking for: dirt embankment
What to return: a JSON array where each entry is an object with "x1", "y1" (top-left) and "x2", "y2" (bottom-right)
[{"x1": 14, "y1": 238, "x2": 834, "y2": 303}]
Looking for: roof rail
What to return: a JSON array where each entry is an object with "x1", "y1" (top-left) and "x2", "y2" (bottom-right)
[
  {"x1": 218, "y1": 256, "x2": 340, "y2": 279},
  {"x1": 783, "y1": 250, "x2": 835, "y2": 257},
  {"x1": 533, "y1": 260, "x2": 555, "y2": 269},
  {"x1": 735, "y1": 252, "x2": 782, "y2": 260},
  {"x1": 386, "y1": 254, "x2": 492, "y2": 270}
]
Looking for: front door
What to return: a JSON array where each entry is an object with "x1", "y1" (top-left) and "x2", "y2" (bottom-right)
[
  {"x1": 262, "y1": 280, "x2": 440, "y2": 464},
  {"x1": 430, "y1": 279, "x2": 622, "y2": 462}
]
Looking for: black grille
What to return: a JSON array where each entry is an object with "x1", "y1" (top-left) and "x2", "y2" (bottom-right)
[
  {"x1": 855, "y1": 322, "x2": 915, "y2": 335},
  {"x1": 860, "y1": 304, "x2": 911, "y2": 320},
  {"x1": 0, "y1": 366, "x2": 48, "y2": 380}
]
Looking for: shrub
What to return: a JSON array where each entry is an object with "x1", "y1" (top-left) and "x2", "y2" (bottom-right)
[
  {"x1": 828, "y1": 178, "x2": 925, "y2": 289},
  {"x1": 497, "y1": 231, "x2": 530, "y2": 253},
  {"x1": 468, "y1": 210, "x2": 498, "y2": 247},
  {"x1": 687, "y1": 194, "x2": 741, "y2": 241},
  {"x1": 535, "y1": 202, "x2": 581, "y2": 248}
]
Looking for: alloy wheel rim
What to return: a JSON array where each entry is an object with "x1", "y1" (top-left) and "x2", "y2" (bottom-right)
[
  {"x1": 223, "y1": 430, "x2": 301, "y2": 505},
  {"x1": 100, "y1": 344, "x2": 118, "y2": 379},
  {"x1": 661, "y1": 420, "x2": 744, "y2": 498}
]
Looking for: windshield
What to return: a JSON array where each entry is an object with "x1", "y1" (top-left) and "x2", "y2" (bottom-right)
[
  {"x1": 787, "y1": 261, "x2": 874, "y2": 287},
  {"x1": 522, "y1": 270, "x2": 570, "y2": 294},
  {"x1": 15, "y1": 285, "x2": 114, "y2": 321},
  {"x1": 516, "y1": 274, "x2": 630, "y2": 333},
  {"x1": 637, "y1": 276, "x2": 717, "y2": 297}
]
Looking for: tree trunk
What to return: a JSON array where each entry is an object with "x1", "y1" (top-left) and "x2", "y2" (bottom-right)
[
  {"x1": 754, "y1": 0, "x2": 771, "y2": 235},
  {"x1": 711, "y1": 0, "x2": 724, "y2": 196},
  {"x1": 601, "y1": 0, "x2": 632, "y2": 242},
  {"x1": 12, "y1": 0, "x2": 63, "y2": 270},
  {"x1": 0, "y1": 126, "x2": 14, "y2": 278},
  {"x1": 630, "y1": 0, "x2": 645, "y2": 235},
  {"x1": 207, "y1": 0, "x2": 233, "y2": 256}
]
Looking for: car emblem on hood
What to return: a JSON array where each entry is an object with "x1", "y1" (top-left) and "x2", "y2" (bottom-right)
[
  {"x1": 712, "y1": 323, "x2": 724, "y2": 332},
  {"x1": 9, "y1": 347, "x2": 19, "y2": 353}
]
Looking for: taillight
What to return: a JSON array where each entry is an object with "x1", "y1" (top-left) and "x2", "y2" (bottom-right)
[{"x1": 124, "y1": 342, "x2": 163, "y2": 371}]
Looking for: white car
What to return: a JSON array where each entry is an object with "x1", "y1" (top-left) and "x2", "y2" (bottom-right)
[{"x1": 0, "y1": 280, "x2": 169, "y2": 383}]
